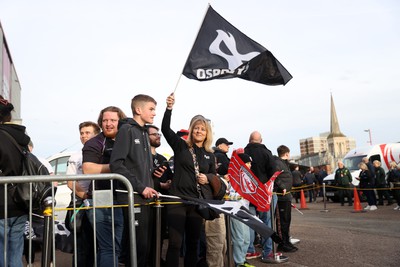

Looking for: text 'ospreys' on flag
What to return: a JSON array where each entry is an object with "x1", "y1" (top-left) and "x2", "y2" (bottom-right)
[{"x1": 183, "y1": 5, "x2": 292, "y2": 86}]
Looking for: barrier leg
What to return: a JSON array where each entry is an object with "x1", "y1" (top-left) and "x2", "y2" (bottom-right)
[
  {"x1": 41, "y1": 198, "x2": 54, "y2": 267},
  {"x1": 320, "y1": 183, "x2": 329, "y2": 213},
  {"x1": 264, "y1": 195, "x2": 288, "y2": 264},
  {"x1": 225, "y1": 215, "x2": 234, "y2": 267},
  {"x1": 154, "y1": 200, "x2": 162, "y2": 267}
]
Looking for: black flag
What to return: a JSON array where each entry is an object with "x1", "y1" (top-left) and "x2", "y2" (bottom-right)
[{"x1": 183, "y1": 5, "x2": 292, "y2": 86}]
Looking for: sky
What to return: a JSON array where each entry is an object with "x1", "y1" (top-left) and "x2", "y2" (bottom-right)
[{"x1": 1, "y1": 0, "x2": 399, "y2": 159}]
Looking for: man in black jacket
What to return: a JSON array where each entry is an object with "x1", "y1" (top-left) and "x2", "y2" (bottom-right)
[
  {"x1": 244, "y1": 131, "x2": 277, "y2": 260},
  {"x1": 244, "y1": 131, "x2": 276, "y2": 183},
  {"x1": 0, "y1": 96, "x2": 31, "y2": 266},
  {"x1": 83, "y1": 106, "x2": 127, "y2": 267},
  {"x1": 214, "y1": 137, "x2": 233, "y2": 180},
  {"x1": 110, "y1": 94, "x2": 159, "y2": 267},
  {"x1": 275, "y1": 145, "x2": 298, "y2": 253}
]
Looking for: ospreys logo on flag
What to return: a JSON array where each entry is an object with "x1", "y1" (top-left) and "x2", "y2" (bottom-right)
[
  {"x1": 228, "y1": 150, "x2": 281, "y2": 212},
  {"x1": 183, "y1": 5, "x2": 293, "y2": 86}
]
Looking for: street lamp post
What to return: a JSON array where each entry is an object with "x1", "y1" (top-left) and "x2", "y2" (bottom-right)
[{"x1": 364, "y1": 129, "x2": 372, "y2": 145}]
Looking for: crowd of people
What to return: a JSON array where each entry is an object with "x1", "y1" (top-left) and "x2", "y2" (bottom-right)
[{"x1": 2, "y1": 93, "x2": 400, "y2": 267}]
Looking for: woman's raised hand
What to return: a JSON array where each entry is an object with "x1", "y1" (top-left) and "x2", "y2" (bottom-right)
[{"x1": 166, "y1": 93, "x2": 175, "y2": 110}]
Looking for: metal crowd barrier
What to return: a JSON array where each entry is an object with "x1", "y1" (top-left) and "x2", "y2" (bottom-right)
[{"x1": 1, "y1": 174, "x2": 137, "y2": 267}]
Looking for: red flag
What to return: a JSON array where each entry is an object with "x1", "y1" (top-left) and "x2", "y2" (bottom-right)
[{"x1": 228, "y1": 150, "x2": 281, "y2": 212}]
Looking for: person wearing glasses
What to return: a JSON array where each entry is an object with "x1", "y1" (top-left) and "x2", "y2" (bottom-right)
[
  {"x1": 147, "y1": 125, "x2": 173, "y2": 265},
  {"x1": 148, "y1": 125, "x2": 173, "y2": 193}
]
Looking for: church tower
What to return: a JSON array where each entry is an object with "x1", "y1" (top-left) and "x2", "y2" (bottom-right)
[{"x1": 327, "y1": 94, "x2": 350, "y2": 158}]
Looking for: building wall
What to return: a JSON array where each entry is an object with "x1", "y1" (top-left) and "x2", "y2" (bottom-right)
[
  {"x1": 1, "y1": 22, "x2": 22, "y2": 123},
  {"x1": 300, "y1": 137, "x2": 328, "y2": 156},
  {"x1": 298, "y1": 135, "x2": 356, "y2": 171}
]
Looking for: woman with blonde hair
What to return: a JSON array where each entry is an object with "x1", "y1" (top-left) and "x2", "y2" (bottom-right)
[
  {"x1": 357, "y1": 162, "x2": 377, "y2": 210},
  {"x1": 162, "y1": 93, "x2": 217, "y2": 267}
]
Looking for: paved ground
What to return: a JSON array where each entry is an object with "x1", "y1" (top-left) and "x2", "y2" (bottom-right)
[
  {"x1": 246, "y1": 199, "x2": 400, "y2": 267},
  {"x1": 26, "y1": 197, "x2": 399, "y2": 266}
]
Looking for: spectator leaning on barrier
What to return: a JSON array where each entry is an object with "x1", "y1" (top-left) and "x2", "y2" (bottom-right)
[
  {"x1": 110, "y1": 94, "x2": 159, "y2": 267},
  {"x1": 0, "y1": 96, "x2": 31, "y2": 267},
  {"x1": 66, "y1": 121, "x2": 100, "y2": 267},
  {"x1": 82, "y1": 106, "x2": 127, "y2": 267},
  {"x1": 274, "y1": 145, "x2": 298, "y2": 253},
  {"x1": 334, "y1": 161, "x2": 353, "y2": 206}
]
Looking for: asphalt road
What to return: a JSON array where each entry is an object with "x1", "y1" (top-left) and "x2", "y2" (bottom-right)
[
  {"x1": 27, "y1": 197, "x2": 399, "y2": 267},
  {"x1": 247, "y1": 199, "x2": 400, "y2": 267}
]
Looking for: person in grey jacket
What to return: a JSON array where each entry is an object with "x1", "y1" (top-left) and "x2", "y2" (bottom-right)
[{"x1": 275, "y1": 145, "x2": 298, "y2": 253}]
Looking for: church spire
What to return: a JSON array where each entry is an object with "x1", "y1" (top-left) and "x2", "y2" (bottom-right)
[{"x1": 328, "y1": 93, "x2": 346, "y2": 138}]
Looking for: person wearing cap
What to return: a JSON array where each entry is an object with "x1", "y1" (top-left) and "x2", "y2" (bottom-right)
[{"x1": 214, "y1": 137, "x2": 234, "y2": 180}]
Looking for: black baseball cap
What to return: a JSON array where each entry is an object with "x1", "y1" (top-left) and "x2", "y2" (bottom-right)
[{"x1": 216, "y1": 138, "x2": 233, "y2": 146}]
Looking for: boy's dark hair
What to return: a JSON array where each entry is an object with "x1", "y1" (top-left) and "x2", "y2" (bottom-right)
[
  {"x1": 79, "y1": 121, "x2": 101, "y2": 134},
  {"x1": 97, "y1": 106, "x2": 127, "y2": 127},
  {"x1": 277, "y1": 145, "x2": 290, "y2": 157},
  {"x1": 131, "y1": 94, "x2": 157, "y2": 115},
  {"x1": 0, "y1": 95, "x2": 14, "y2": 123}
]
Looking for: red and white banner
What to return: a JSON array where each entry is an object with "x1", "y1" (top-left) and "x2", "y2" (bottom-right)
[{"x1": 228, "y1": 150, "x2": 281, "y2": 212}]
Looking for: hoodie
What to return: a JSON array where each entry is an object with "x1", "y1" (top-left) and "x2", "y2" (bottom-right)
[
  {"x1": 0, "y1": 123, "x2": 31, "y2": 218},
  {"x1": 244, "y1": 142, "x2": 276, "y2": 184},
  {"x1": 110, "y1": 118, "x2": 154, "y2": 198}
]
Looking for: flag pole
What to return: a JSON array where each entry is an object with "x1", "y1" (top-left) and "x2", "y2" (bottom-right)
[
  {"x1": 173, "y1": 4, "x2": 211, "y2": 94},
  {"x1": 173, "y1": 74, "x2": 182, "y2": 93}
]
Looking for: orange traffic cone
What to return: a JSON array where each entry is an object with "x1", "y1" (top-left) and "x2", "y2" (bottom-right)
[
  {"x1": 299, "y1": 189, "x2": 308, "y2": 210},
  {"x1": 352, "y1": 187, "x2": 366, "y2": 213}
]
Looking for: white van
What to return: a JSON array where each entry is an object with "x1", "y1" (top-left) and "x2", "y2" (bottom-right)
[{"x1": 323, "y1": 143, "x2": 400, "y2": 202}]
